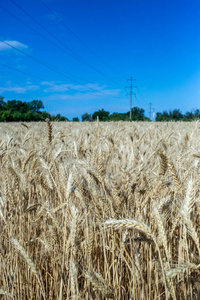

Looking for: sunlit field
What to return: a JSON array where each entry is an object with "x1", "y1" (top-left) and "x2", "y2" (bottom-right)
[{"x1": 0, "y1": 121, "x2": 199, "y2": 299}]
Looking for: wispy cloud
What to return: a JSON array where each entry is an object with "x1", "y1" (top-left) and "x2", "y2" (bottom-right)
[
  {"x1": 0, "y1": 84, "x2": 39, "y2": 94},
  {"x1": 41, "y1": 81, "x2": 120, "y2": 96},
  {"x1": 42, "y1": 89, "x2": 124, "y2": 104},
  {"x1": 0, "y1": 40, "x2": 28, "y2": 51},
  {"x1": 41, "y1": 81, "x2": 73, "y2": 92}
]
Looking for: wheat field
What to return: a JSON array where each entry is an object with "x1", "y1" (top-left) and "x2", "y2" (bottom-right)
[{"x1": 0, "y1": 120, "x2": 199, "y2": 299}]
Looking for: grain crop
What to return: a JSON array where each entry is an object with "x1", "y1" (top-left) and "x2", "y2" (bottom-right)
[{"x1": 0, "y1": 121, "x2": 199, "y2": 299}]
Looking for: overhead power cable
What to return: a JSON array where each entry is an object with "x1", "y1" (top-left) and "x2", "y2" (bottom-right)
[
  {"x1": 8, "y1": 0, "x2": 125, "y2": 86},
  {"x1": 9, "y1": 0, "x2": 109, "y2": 77},
  {"x1": 0, "y1": 40, "x2": 82, "y2": 84},
  {"x1": 38, "y1": 0, "x2": 126, "y2": 80},
  {"x1": 0, "y1": 40, "x2": 123, "y2": 99},
  {"x1": 0, "y1": 63, "x2": 99, "y2": 95},
  {"x1": 0, "y1": 3, "x2": 110, "y2": 86},
  {"x1": 0, "y1": 4, "x2": 84, "y2": 72}
]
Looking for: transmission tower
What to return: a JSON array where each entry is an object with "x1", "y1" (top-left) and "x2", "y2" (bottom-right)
[
  {"x1": 149, "y1": 102, "x2": 152, "y2": 120},
  {"x1": 127, "y1": 77, "x2": 137, "y2": 120}
]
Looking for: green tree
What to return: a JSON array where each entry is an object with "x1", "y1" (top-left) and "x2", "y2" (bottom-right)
[
  {"x1": 51, "y1": 114, "x2": 68, "y2": 121},
  {"x1": 58, "y1": 116, "x2": 68, "y2": 121},
  {"x1": 24, "y1": 110, "x2": 32, "y2": 121},
  {"x1": 41, "y1": 111, "x2": 51, "y2": 120},
  {"x1": 127, "y1": 107, "x2": 148, "y2": 121},
  {"x1": 30, "y1": 112, "x2": 42, "y2": 121},
  {"x1": 82, "y1": 113, "x2": 92, "y2": 122},
  {"x1": 92, "y1": 109, "x2": 110, "y2": 121},
  {"x1": 72, "y1": 117, "x2": 79, "y2": 122},
  {"x1": 0, "y1": 111, "x2": 6, "y2": 121},
  {"x1": 156, "y1": 109, "x2": 183, "y2": 121},
  {"x1": 1, "y1": 110, "x2": 13, "y2": 121},
  {"x1": 156, "y1": 112, "x2": 164, "y2": 121},
  {"x1": 171, "y1": 109, "x2": 183, "y2": 120},
  {"x1": 194, "y1": 109, "x2": 200, "y2": 119},
  {"x1": 29, "y1": 100, "x2": 44, "y2": 113},
  {"x1": 0, "y1": 96, "x2": 5, "y2": 107},
  {"x1": 185, "y1": 111, "x2": 194, "y2": 120},
  {"x1": 109, "y1": 112, "x2": 127, "y2": 121},
  {"x1": 4, "y1": 100, "x2": 30, "y2": 113},
  {"x1": 0, "y1": 98, "x2": 69, "y2": 122},
  {"x1": 12, "y1": 111, "x2": 23, "y2": 121}
]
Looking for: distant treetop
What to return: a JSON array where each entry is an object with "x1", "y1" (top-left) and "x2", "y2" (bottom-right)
[{"x1": 0, "y1": 97, "x2": 68, "y2": 122}]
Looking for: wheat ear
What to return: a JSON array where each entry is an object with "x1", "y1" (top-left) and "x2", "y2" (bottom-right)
[
  {"x1": 45, "y1": 118, "x2": 52, "y2": 143},
  {"x1": 159, "y1": 152, "x2": 168, "y2": 175},
  {"x1": 11, "y1": 238, "x2": 46, "y2": 299},
  {"x1": 0, "y1": 289, "x2": 14, "y2": 298},
  {"x1": 104, "y1": 219, "x2": 169, "y2": 297},
  {"x1": 85, "y1": 271, "x2": 114, "y2": 299}
]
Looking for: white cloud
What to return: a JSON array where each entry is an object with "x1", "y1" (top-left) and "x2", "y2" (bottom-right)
[
  {"x1": 41, "y1": 81, "x2": 72, "y2": 92},
  {"x1": 0, "y1": 40, "x2": 28, "y2": 51},
  {"x1": 0, "y1": 84, "x2": 39, "y2": 94},
  {"x1": 41, "y1": 88, "x2": 124, "y2": 103},
  {"x1": 41, "y1": 81, "x2": 120, "y2": 95}
]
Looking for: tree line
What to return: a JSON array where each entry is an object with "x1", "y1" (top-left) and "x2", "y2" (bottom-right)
[
  {"x1": 0, "y1": 97, "x2": 68, "y2": 122},
  {"x1": 0, "y1": 96, "x2": 199, "y2": 122},
  {"x1": 156, "y1": 109, "x2": 200, "y2": 121},
  {"x1": 81, "y1": 108, "x2": 200, "y2": 122},
  {"x1": 0, "y1": 97, "x2": 148, "y2": 122},
  {"x1": 81, "y1": 107, "x2": 149, "y2": 121}
]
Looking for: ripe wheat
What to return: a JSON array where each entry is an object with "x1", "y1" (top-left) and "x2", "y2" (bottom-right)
[{"x1": 0, "y1": 121, "x2": 199, "y2": 299}]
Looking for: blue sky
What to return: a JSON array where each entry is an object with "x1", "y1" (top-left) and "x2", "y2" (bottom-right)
[{"x1": 0, "y1": 0, "x2": 199, "y2": 120}]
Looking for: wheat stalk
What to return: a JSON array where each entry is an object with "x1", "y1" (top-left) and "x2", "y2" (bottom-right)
[{"x1": 11, "y1": 238, "x2": 46, "y2": 299}]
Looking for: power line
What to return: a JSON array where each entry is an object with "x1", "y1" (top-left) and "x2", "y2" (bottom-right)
[
  {"x1": 0, "y1": 3, "x2": 100, "y2": 85},
  {"x1": 38, "y1": 0, "x2": 126, "y2": 80},
  {"x1": 0, "y1": 3, "x2": 116, "y2": 89},
  {"x1": 9, "y1": 0, "x2": 112, "y2": 78},
  {"x1": 0, "y1": 4, "x2": 84, "y2": 72},
  {"x1": 0, "y1": 63, "x2": 114, "y2": 114},
  {"x1": 0, "y1": 40, "x2": 123, "y2": 99},
  {"x1": 9, "y1": 0, "x2": 78, "y2": 62},
  {"x1": 0, "y1": 1, "x2": 127, "y2": 99},
  {"x1": 0, "y1": 63, "x2": 98, "y2": 95},
  {"x1": 0, "y1": 63, "x2": 46, "y2": 82},
  {"x1": 133, "y1": 82, "x2": 151, "y2": 117},
  {"x1": 7, "y1": 0, "x2": 125, "y2": 87},
  {"x1": 0, "y1": 40, "x2": 82, "y2": 84}
]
